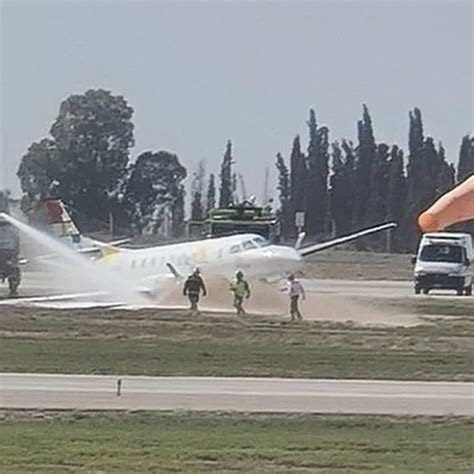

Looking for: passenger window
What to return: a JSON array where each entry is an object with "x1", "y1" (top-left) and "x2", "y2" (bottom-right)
[
  {"x1": 252, "y1": 236, "x2": 268, "y2": 247},
  {"x1": 229, "y1": 245, "x2": 241, "y2": 254}
]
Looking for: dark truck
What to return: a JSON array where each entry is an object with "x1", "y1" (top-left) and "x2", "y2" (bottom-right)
[{"x1": 0, "y1": 215, "x2": 21, "y2": 297}]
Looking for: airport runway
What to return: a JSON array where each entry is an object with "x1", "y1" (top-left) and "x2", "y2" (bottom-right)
[
  {"x1": 18, "y1": 271, "x2": 412, "y2": 297},
  {"x1": 1, "y1": 373, "x2": 472, "y2": 416}
]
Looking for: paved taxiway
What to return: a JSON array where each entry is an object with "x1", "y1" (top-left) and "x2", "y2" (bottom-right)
[
  {"x1": 17, "y1": 271, "x2": 412, "y2": 297},
  {"x1": 1, "y1": 373, "x2": 472, "y2": 415}
]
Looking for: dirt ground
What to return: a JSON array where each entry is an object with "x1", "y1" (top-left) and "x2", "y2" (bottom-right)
[{"x1": 153, "y1": 276, "x2": 420, "y2": 327}]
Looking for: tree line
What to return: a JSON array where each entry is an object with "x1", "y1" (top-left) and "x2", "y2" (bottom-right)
[
  {"x1": 11, "y1": 88, "x2": 474, "y2": 251},
  {"x1": 274, "y1": 106, "x2": 473, "y2": 252}
]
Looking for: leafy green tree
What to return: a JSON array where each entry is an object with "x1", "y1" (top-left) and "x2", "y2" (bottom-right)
[
  {"x1": 219, "y1": 140, "x2": 234, "y2": 207},
  {"x1": 17, "y1": 89, "x2": 135, "y2": 228},
  {"x1": 125, "y1": 151, "x2": 186, "y2": 235},
  {"x1": 206, "y1": 173, "x2": 216, "y2": 214},
  {"x1": 457, "y1": 135, "x2": 474, "y2": 182},
  {"x1": 49, "y1": 89, "x2": 134, "y2": 222},
  {"x1": 0, "y1": 190, "x2": 10, "y2": 213},
  {"x1": 17, "y1": 138, "x2": 61, "y2": 214}
]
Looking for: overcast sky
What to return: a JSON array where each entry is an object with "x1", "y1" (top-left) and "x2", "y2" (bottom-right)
[{"x1": 1, "y1": 0, "x2": 472, "y2": 199}]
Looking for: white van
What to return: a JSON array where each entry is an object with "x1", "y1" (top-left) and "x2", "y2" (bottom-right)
[{"x1": 412, "y1": 232, "x2": 472, "y2": 295}]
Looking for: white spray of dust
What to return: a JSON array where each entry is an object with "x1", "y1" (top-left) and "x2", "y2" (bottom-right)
[{"x1": 0, "y1": 212, "x2": 148, "y2": 305}]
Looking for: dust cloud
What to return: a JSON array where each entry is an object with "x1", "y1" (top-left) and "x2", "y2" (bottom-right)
[{"x1": 154, "y1": 276, "x2": 420, "y2": 327}]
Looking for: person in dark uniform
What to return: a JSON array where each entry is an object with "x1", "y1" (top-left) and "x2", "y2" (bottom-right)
[{"x1": 183, "y1": 268, "x2": 207, "y2": 315}]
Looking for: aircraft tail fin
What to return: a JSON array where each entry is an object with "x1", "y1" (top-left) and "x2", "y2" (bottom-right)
[
  {"x1": 45, "y1": 200, "x2": 82, "y2": 245},
  {"x1": 44, "y1": 199, "x2": 130, "y2": 256}
]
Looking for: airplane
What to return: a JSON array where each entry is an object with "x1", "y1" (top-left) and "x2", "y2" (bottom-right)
[
  {"x1": 42, "y1": 200, "x2": 397, "y2": 293},
  {"x1": 44, "y1": 200, "x2": 130, "y2": 254}
]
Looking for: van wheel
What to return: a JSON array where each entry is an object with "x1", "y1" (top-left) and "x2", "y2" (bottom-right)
[
  {"x1": 456, "y1": 288, "x2": 464, "y2": 296},
  {"x1": 414, "y1": 286, "x2": 421, "y2": 295},
  {"x1": 465, "y1": 285, "x2": 472, "y2": 296},
  {"x1": 422, "y1": 288, "x2": 429, "y2": 295}
]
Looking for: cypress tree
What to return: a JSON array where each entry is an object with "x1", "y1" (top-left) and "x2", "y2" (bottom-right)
[
  {"x1": 190, "y1": 192, "x2": 203, "y2": 221},
  {"x1": 403, "y1": 109, "x2": 455, "y2": 251},
  {"x1": 386, "y1": 145, "x2": 406, "y2": 252},
  {"x1": 171, "y1": 185, "x2": 185, "y2": 238},
  {"x1": 219, "y1": 140, "x2": 234, "y2": 207},
  {"x1": 190, "y1": 160, "x2": 206, "y2": 221},
  {"x1": 457, "y1": 135, "x2": 474, "y2": 182},
  {"x1": 275, "y1": 153, "x2": 291, "y2": 239},
  {"x1": 403, "y1": 108, "x2": 428, "y2": 251},
  {"x1": 353, "y1": 104, "x2": 376, "y2": 229},
  {"x1": 329, "y1": 140, "x2": 355, "y2": 235},
  {"x1": 367, "y1": 143, "x2": 390, "y2": 227},
  {"x1": 289, "y1": 135, "x2": 306, "y2": 235},
  {"x1": 206, "y1": 173, "x2": 216, "y2": 214},
  {"x1": 305, "y1": 109, "x2": 329, "y2": 236}
]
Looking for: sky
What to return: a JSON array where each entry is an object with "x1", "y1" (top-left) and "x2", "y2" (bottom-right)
[{"x1": 0, "y1": 0, "x2": 472, "y2": 200}]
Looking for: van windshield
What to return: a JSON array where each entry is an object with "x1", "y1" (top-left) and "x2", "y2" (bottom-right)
[{"x1": 420, "y1": 244, "x2": 464, "y2": 263}]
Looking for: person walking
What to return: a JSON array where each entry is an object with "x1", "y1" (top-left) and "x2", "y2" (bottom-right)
[
  {"x1": 284, "y1": 274, "x2": 305, "y2": 321},
  {"x1": 230, "y1": 270, "x2": 251, "y2": 316},
  {"x1": 183, "y1": 268, "x2": 207, "y2": 315}
]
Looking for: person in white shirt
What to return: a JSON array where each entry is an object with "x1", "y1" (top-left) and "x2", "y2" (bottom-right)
[{"x1": 284, "y1": 274, "x2": 305, "y2": 321}]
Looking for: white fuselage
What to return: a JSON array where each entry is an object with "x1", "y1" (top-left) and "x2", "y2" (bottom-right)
[{"x1": 97, "y1": 233, "x2": 303, "y2": 289}]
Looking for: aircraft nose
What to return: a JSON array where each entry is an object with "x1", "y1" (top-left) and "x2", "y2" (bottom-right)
[{"x1": 268, "y1": 246, "x2": 303, "y2": 269}]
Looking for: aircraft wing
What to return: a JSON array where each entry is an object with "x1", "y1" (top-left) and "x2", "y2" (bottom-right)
[
  {"x1": 36, "y1": 238, "x2": 131, "y2": 262},
  {"x1": 298, "y1": 222, "x2": 397, "y2": 257}
]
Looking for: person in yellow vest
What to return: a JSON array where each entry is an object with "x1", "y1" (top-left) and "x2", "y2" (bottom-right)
[{"x1": 230, "y1": 270, "x2": 251, "y2": 316}]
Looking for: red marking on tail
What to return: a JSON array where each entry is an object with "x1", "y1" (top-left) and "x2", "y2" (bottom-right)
[{"x1": 45, "y1": 200, "x2": 64, "y2": 224}]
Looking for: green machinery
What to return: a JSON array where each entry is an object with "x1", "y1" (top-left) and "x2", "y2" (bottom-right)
[{"x1": 188, "y1": 202, "x2": 280, "y2": 242}]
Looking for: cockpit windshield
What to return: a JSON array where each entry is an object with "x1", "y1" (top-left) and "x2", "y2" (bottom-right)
[
  {"x1": 242, "y1": 240, "x2": 257, "y2": 250},
  {"x1": 252, "y1": 236, "x2": 269, "y2": 248}
]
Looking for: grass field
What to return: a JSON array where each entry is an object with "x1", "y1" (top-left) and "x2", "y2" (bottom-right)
[
  {"x1": 1, "y1": 411, "x2": 472, "y2": 473},
  {"x1": 1, "y1": 300, "x2": 472, "y2": 380}
]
